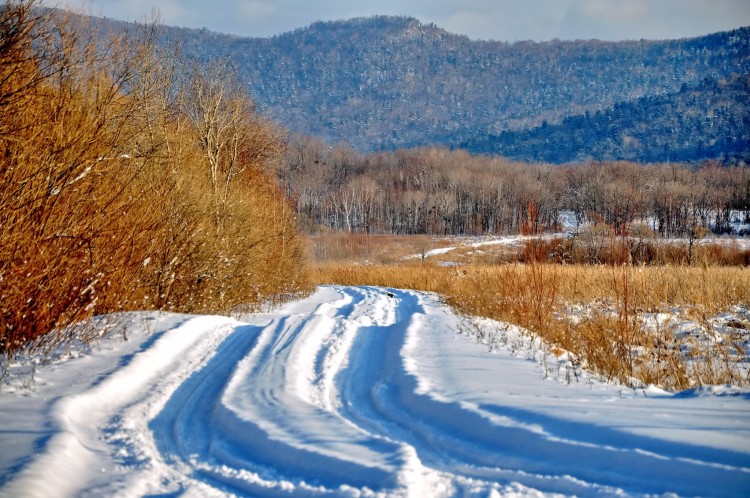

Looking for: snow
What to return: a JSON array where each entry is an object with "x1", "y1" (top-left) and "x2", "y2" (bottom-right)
[
  {"x1": 1, "y1": 286, "x2": 749, "y2": 497},
  {"x1": 402, "y1": 235, "x2": 534, "y2": 261}
]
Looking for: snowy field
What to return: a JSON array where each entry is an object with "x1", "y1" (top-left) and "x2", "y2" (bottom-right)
[{"x1": 1, "y1": 286, "x2": 749, "y2": 497}]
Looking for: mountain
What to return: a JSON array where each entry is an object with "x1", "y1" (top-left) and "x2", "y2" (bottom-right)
[
  {"x1": 463, "y1": 75, "x2": 750, "y2": 164},
  {"x1": 130, "y1": 16, "x2": 750, "y2": 163}
]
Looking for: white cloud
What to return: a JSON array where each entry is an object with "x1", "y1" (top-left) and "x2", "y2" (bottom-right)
[
  {"x1": 440, "y1": 10, "x2": 494, "y2": 39},
  {"x1": 557, "y1": 0, "x2": 750, "y2": 41},
  {"x1": 238, "y1": 1, "x2": 278, "y2": 21},
  {"x1": 426, "y1": 1, "x2": 571, "y2": 41},
  {"x1": 577, "y1": 0, "x2": 649, "y2": 24}
]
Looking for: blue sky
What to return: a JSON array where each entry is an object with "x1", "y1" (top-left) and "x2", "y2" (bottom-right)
[{"x1": 55, "y1": 0, "x2": 750, "y2": 41}]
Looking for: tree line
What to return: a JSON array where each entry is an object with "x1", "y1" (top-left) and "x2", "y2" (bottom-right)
[
  {"x1": 279, "y1": 137, "x2": 750, "y2": 238},
  {"x1": 1, "y1": 1, "x2": 307, "y2": 356}
]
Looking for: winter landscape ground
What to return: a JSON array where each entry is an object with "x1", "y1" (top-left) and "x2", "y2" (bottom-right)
[
  {"x1": 1, "y1": 285, "x2": 749, "y2": 497},
  {"x1": 2, "y1": 4, "x2": 749, "y2": 497}
]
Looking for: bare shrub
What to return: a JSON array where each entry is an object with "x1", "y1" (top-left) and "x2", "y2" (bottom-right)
[{"x1": 0, "y1": 2, "x2": 309, "y2": 356}]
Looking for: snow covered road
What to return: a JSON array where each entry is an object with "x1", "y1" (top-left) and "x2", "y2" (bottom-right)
[{"x1": 1, "y1": 286, "x2": 749, "y2": 497}]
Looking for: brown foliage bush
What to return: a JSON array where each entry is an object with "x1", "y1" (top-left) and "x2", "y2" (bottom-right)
[
  {"x1": 0, "y1": 2, "x2": 308, "y2": 356},
  {"x1": 514, "y1": 231, "x2": 750, "y2": 267}
]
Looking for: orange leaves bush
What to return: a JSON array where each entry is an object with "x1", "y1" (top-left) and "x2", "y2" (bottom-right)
[{"x1": 0, "y1": 2, "x2": 308, "y2": 356}]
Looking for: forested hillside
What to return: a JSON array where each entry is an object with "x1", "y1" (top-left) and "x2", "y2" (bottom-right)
[
  {"x1": 148, "y1": 16, "x2": 750, "y2": 163},
  {"x1": 464, "y1": 75, "x2": 750, "y2": 164}
]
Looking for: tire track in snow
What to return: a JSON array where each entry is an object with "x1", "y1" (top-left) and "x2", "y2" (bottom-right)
[
  {"x1": 340, "y1": 289, "x2": 750, "y2": 496},
  {"x1": 144, "y1": 287, "x2": 419, "y2": 496},
  {"x1": 4, "y1": 286, "x2": 748, "y2": 497},
  {"x1": 208, "y1": 287, "x2": 415, "y2": 495},
  {"x1": 336, "y1": 288, "x2": 600, "y2": 496},
  {"x1": 1, "y1": 316, "x2": 240, "y2": 498}
]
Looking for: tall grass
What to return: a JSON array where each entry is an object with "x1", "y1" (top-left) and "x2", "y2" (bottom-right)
[
  {"x1": 517, "y1": 234, "x2": 750, "y2": 266},
  {"x1": 314, "y1": 262, "x2": 750, "y2": 390}
]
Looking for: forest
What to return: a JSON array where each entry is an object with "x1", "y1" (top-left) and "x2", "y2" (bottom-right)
[
  {"x1": 279, "y1": 137, "x2": 750, "y2": 239},
  {"x1": 464, "y1": 75, "x2": 750, "y2": 165},
  {"x1": 155, "y1": 16, "x2": 750, "y2": 163}
]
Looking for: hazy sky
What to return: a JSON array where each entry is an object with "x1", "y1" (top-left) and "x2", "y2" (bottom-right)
[{"x1": 54, "y1": 0, "x2": 750, "y2": 41}]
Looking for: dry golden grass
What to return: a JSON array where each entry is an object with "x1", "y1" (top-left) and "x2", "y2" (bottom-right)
[
  {"x1": 314, "y1": 263, "x2": 749, "y2": 308},
  {"x1": 313, "y1": 262, "x2": 750, "y2": 390}
]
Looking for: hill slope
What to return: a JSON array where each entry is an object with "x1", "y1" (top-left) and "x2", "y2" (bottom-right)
[
  {"x1": 464, "y1": 74, "x2": 750, "y2": 164},
  {"x1": 102, "y1": 15, "x2": 750, "y2": 163}
]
